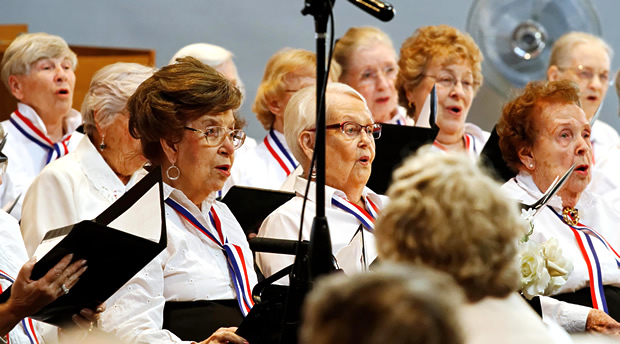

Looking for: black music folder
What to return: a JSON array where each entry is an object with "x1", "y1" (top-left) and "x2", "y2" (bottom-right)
[
  {"x1": 0, "y1": 167, "x2": 167, "y2": 327},
  {"x1": 222, "y1": 186, "x2": 295, "y2": 237},
  {"x1": 480, "y1": 125, "x2": 517, "y2": 183},
  {"x1": 367, "y1": 123, "x2": 439, "y2": 195}
]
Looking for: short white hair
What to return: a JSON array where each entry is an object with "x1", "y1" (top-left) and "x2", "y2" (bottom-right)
[
  {"x1": 1, "y1": 32, "x2": 77, "y2": 93},
  {"x1": 81, "y1": 62, "x2": 156, "y2": 135},
  {"x1": 169, "y1": 43, "x2": 233, "y2": 67},
  {"x1": 283, "y1": 82, "x2": 368, "y2": 168}
]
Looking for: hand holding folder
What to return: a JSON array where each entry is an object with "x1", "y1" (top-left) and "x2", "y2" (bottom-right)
[{"x1": 0, "y1": 167, "x2": 167, "y2": 327}]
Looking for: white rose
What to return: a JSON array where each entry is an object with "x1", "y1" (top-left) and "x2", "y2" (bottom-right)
[
  {"x1": 542, "y1": 238, "x2": 573, "y2": 294},
  {"x1": 542, "y1": 238, "x2": 573, "y2": 277},
  {"x1": 519, "y1": 241, "x2": 550, "y2": 300}
]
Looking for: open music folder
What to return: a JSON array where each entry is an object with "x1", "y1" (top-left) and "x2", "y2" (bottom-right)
[{"x1": 0, "y1": 167, "x2": 167, "y2": 327}]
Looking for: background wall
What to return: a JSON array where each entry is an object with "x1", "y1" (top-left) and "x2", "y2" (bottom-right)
[{"x1": 2, "y1": 0, "x2": 619, "y2": 140}]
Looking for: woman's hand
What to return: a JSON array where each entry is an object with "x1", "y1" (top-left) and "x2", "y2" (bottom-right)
[
  {"x1": 197, "y1": 327, "x2": 248, "y2": 344},
  {"x1": 6, "y1": 254, "x2": 87, "y2": 319},
  {"x1": 586, "y1": 309, "x2": 620, "y2": 335},
  {"x1": 71, "y1": 303, "x2": 106, "y2": 331}
]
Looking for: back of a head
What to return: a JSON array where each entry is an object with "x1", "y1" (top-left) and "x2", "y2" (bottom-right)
[
  {"x1": 1, "y1": 32, "x2": 77, "y2": 92},
  {"x1": 375, "y1": 148, "x2": 523, "y2": 302},
  {"x1": 301, "y1": 263, "x2": 464, "y2": 344},
  {"x1": 81, "y1": 62, "x2": 156, "y2": 136}
]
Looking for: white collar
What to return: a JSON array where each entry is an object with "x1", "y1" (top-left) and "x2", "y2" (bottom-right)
[
  {"x1": 515, "y1": 171, "x2": 597, "y2": 211},
  {"x1": 76, "y1": 137, "x2": 146, "y2": 203},
  {"x1": 164, "y1": 183, "x2": 217, "y2": 220},
  {"x1": 17, "y1": 103, "x2": 81, "y2": 140},
  {"x1": 293, "y1": 176, "x2": 383, "y2": 210}
]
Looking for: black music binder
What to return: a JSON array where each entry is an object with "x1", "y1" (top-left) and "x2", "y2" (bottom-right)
[
  {"x1": 222, "y1": 186, "x2": 294, "y2": 238},
  {"x1": 480, "y1": 125, "x2": 517, "y2": 182},
  {"x1": 0, "y1": 167, "x2": 167, "y2": 327},
  {"x1": 367, "y1": 123, "x2": 439, "y2": 194}
]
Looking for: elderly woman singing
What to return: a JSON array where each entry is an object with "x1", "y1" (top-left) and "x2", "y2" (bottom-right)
[
  {"x1": 20, "y1": 62, "x2": 154, "y2": 256},
  {"x1": 396, "y1": 25, "x2": 488, "y2": 156},
  {"x1": 499, "y1": 80, "x2": 620, "y2": 335},
  {"x1": 0, "y1": 32, "x2": 84, "y2": 220},
  {"x1": 100, "y1": 57, "x2": 256, "y2": 344},
  {"x1": 256, "y1": 82, "x2": 386, "y2": 282}
]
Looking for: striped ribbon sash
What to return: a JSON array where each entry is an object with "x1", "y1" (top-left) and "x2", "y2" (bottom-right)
[
  {"x1": 0, "y1": 269, "x2": 40, "y2": 344},
  {"x1": 331, "y1": 194, "x2": 380, "y2": 231},
  {"x1": 10, "y1": 110, "x2": 72, "y2": 164},
  {"x1": 263, "y1": 129, "x2": 298, "y2": 176},
  {"x1": 165, "y1": 199, "x2": 254, "y2": 316},
  {"x1": 550, "y1": 207, "x2": 620, "y2": 313}
]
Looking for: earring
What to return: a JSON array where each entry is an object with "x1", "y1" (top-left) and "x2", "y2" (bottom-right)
[
  {"x1": 166, "y1": 164, "x2": 180, "y2": 181},
  {"x1": 529, "y1": 163, "x2": 534, "y2": 168},
  {"x1": 99, "y1": 135, "x2": 106, "y2": 151},
  {"x1": 311, "y1": 164, "x2": 317, "y2": 179}
]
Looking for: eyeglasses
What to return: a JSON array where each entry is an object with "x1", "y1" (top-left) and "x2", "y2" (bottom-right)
[
  {"x1": 357, "y1": 65, "x2": 398, "y2": 86},
  {"x1": 309, "y1": 121, "x2": 382, "y2": 140},
  {"x1": 184, "y1": 126, "x2": 246, "y2": 149},
  {"x1": 424, "y1": 73, "x2": 479, "y2": 91},
  {"x1": 557, "y1": 65, "x2": 612, "y2": 86}
]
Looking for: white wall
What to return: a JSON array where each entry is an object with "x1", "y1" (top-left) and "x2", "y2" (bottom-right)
[{"x1": 2, "y1": 0, "x2": 619, "y2": 140}]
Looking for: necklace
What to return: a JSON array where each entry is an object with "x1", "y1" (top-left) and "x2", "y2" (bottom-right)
[{"x1": 562, "y1": 207, "x2": 580, "y2": 226}]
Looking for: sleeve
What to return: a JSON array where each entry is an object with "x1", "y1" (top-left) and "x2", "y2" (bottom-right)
[
  {"x1": 539, "y1": 295, "x2": 591, "y2": 333},
  {"x1": 20, "y1": 168, "x2": 78, "y2": 257},
  {"x1": 254, "y1": 209, "x2": 300, "y2": 285},
  {"x1": 98, "y1": 251, "x2": 192, "y2": 344}
]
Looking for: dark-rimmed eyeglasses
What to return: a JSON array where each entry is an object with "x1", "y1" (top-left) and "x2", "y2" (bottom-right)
[
  {"x1": 309, "y1": 121, "x2": 382, "y2": 140},
  {"x1": 184, "y1": 126, "x2": 246, "y2": 149}
]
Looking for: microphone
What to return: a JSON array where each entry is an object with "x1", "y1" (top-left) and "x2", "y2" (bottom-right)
[
  {"x1": 248, "y1": 237, "x2": 307, "y2": 255},
  {"x1": 347, "y1": 0, "x2": 395, "y2": 22}
]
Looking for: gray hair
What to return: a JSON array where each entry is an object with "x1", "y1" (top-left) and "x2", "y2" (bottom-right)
[
  {"x1": 283, "y1": 82, "x2": 368, "y2": 169},
  {"x1": 81, "y1": 62, "x2": 156, "y2": 136},
  {"x1": 1, "y1": 32, "x2": 78, "y2": 93},
  {"x1": 549, "y1": 32, "x2": 614, "y2": 69}
]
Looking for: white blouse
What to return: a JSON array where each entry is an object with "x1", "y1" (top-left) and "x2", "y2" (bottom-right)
[
  {"x1": 0, "y1": 103, "x2": 83, "y2": 221},
  {"x1": 256, "y1": 176, "x2": 386, "y2": 284},
  {"x1": 430, "y1": 122, "x2": 490, "y2": 158},
  {"x1": 0, "y1": 211, "x2": 42, "y2": 344},
  {"x1": 502, "y1": 172, "x2": 620, "y2": 332},
  {"x1": 99, "y1": 186, "x2": 257, "y2": 344},
  {"x1": 20, "y1": 137, "x2": 145, "y2": 257},
  {"x1": 231, "y1": 129, "x2": 298, "y2": 190}
]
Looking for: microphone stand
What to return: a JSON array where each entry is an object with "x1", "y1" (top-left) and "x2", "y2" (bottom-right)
[{"x1": 278, "y1": 1, "x2": 335, "y2": 343}]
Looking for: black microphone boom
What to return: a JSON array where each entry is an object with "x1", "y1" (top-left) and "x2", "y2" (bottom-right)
[{"x1": 347, "y1": 0, "x2": 395, "y2": 21}]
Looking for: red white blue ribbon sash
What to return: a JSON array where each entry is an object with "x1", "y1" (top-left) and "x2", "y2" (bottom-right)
[
  {"x1": 263, "y1": 129, "x2": 298, "y2": 176},
  {"x1": 550, "y1": 207, "x2": 620, "y2": 313},
  {"x1": 165, "y1": 198, "x2": 254, "y2": 316},
  {"x1": 0, "y1": 269, "x2": 40, "y2": 344},
  {"x1": 331, "y1": 194, "x2": 380, "y2": 232},
  {"x1": 433, "y1": 133, "x2": 476, "y2": 154},
  {"x1": 10, "y1": 110, "x2": 71, "y2": 165}
]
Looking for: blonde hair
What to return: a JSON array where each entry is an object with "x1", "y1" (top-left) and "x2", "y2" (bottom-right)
[
  {"x1": 253, "y1": 48, "x2": 341, "y2": 130},
  {"x1": 375, "y1": 148, "x2": 524, "y2": 302},
  {"x1": 1, "y1": 32, "x2": 77, "y2": 93},
  {"x1": 396, "y1": 25, "x2": 483, "y2": 114},
  {"x1": 616, "y1": 68, "x2": 620, "y2": 114},
  {"x1": 301, "y1": 263, "x2": 464, "y2": 344},
  {"x1": 168, "y1": 43, "x2": 233, "y2": 67},
  {"x1": 283, "y1": 82, "x2": 367, "y2": 169},
  {"x1": 253, "y1": 48, "x2": 317, "y2": 130},
  {"x1": 81, "y1": 63, "x2": 156, "y2": 136},
  {"x1": 334, "y1": 26, "x2": 395, "y2": 77},
  {"x1": 548, "y1": 32, "x2": 613, "y2": 69}
]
